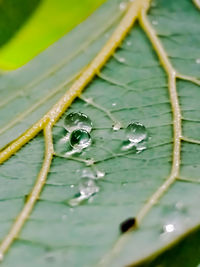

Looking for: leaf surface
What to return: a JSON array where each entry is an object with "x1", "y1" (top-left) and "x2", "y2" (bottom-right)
[{"x1": 0, "y1": 0, "x2": 200, "y2": 266}]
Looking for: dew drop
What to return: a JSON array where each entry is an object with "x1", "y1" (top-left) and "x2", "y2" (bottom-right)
[
  {"x1": 79, "y1": 178, "x2": 99, "y2": 197},
  {"x1": 112, "y1": 122, "x2": 121, "y2": 131},
  {"x1": 126, "y1": 40, "x2": 132, "y2": 46},
  {"x1": 152, "y1": 20, "x2": 158, "y2": 25},
  {"x1": 82, "y1": 168, "x2": 95, "y2": 179},
  {"x1": 119, "y1": 2, "x2": 127, "y2": 10},
  {"x1": 118, "y1": 57, "x2": 126, "y2": 63},
  {"x1": 163, "y1": 223, "x2": 175, "y2": 233},
  {"x1": 69, "y1": 129, "x2": 91, "y2": 149},
  {"x1": 196, "y1": 58, "x2": 200, "y2": 64},
  {"x1": 64, "y1": 112, "x2": 92, "y2": 132},
  {"x1": 126, "y1": 122, "x2": 147, "y2": 143},
  {"x1": 70, "y1": 184, "x2": 75, "y2": 188},
  {"x1": 112, "y1": 102, "x2": 117, "y2": 106},
  {"x1": 96, "y1": 170, "x2": 105, "y2": 178}
]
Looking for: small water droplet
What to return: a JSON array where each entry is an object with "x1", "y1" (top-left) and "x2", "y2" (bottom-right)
[
  {"x1": 69, "y1": 129, "x2": 91, "y2": 149},
  {"x1": 82, "y1": 168, "x2": 95, "y2": 179},
  {"x1": 96, "y1": 170, "x2": 105, "y2": 178},
  {"x1": 196, "y1": 58, "x2": 200, "y2": 64},
  {"x1": 152, "y1": 20, "x2": 158, "y2": 25},
  {"x1": 112, "y1": 102, "x2": 117, "y2": 106},
  {"x1": 126, "y1": 40, "x2": 132, "y2": 46},
  {"x1": 70, "y1": 184, "x2": 75, "y2": 188},
  {"x1": 64, "y1": 112, "x2": 92, "y2": 132},
  {"x1": 119, "y1": 2, "x2": 127, "y2": 10},
  {"x1": 68, "y1": 178, "x2": 99, "y2": 207},
  {"x1": 163, "y1": 223, "x2": 175, "y2": 233},
  {"x1": 118, "y1": 57, "x2": 126, "y2": 63},
  {"x1": 113, "y1": 122, "x2": 121, "y2": 131},
  {"x1": 79, "y1": 178, "x2": 99, "y2": 197},
  {"x1": 126, "y1": 122, "x2": 148, "y2": 143}
]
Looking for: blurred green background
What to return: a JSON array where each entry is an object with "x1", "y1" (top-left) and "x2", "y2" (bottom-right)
[{"x1": 0, "y1": 0, "x2": 106, "y2": 70}]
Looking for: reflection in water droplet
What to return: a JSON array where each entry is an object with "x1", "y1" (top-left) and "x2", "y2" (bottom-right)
[
  {"x1": 126, "y1": 122, "x2": 148, "y2": 143},
  {"x1": 113, "y1": 122, "x2": 121, "y2": 131},
  {"x1": 64, "y1": 112, "x2": 92, "y2": 132},
  {"x1": 69, "y1": 129, "x2": 91, "y2": 149},
  {"x1": 163, "y1": 223, "x2": 175, "y2": 233},
  {"x1": 152, "y1": 20, "x2": 158, "y2": 25},
  {"x1": 119, "y1": 2, "x2": 127, "y2": 10},
  {"x1": 112, "y1": 102, "x2": 117, "y2": 106},
  {"x1": 196, "y1": 58, "x2": 200, "y2": 64}
]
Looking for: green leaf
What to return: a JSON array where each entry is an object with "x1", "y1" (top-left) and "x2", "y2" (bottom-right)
[
  {"x1": 0, "y1": 0, "x2": 106, "y2": 69},
  {"x1": 0, "y1": 0, "x2": 200, "y2": 266}
]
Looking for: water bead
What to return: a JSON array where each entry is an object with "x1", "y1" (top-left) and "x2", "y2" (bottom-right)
[
  {"x1": 69, "y1": 129, "x2": 91, "y2": 149},
  {"x1": 126, "y1": 122, "x2": 148, "y2": 143},
  {"x1": 79, "y1": 178, "x2": 99, "y2": 198},
  {"x1": 64, "y1": 112, "x2": 92, "y2": 132}
]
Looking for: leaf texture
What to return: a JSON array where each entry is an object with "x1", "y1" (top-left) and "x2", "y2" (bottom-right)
[{"x1": 0, "y1": 0, "x2": 200, "y2": 266}]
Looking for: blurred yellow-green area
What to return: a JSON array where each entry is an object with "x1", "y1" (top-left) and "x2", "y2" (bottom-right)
[{"x1": 0, "y1": 0, "x2": 106, "y2": 70}]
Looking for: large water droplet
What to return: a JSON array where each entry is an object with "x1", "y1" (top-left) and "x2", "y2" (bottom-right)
[
  {"x1": 64, "y1": 112, "x2": 92, "y2": 132},
  {"x1": 126, "y1": 122, "x2": 147, "y2": 143},
  {"x1": 69, "y1": 129, "x2": 91, "y2": 149}
]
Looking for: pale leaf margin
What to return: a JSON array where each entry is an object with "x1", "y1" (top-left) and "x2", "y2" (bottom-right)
[{"x1": 0, "y1": 0, "x2": 199, "y2": 264}]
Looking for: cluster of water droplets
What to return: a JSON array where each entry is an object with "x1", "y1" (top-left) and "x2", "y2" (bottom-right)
[
  {"x1": 61, "y1": 112, "x2": 105, "y2": 206},
  {"x1": 56, "y1": 111, "x2": 148, "y2": 207},
  {"x1": 64, "y1": 112, "x2": 92, "y2": 151}
]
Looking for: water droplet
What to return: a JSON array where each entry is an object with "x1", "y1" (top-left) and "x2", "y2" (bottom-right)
[
  {"x1": 126, "y1": 122, "x2": 148, "y2": 143},
  {"x1": 79, "y1": 178, "x2": 99, "y2": 197},
  {"x1": 113, "y1": 122, "x2": 121, "y2": 131},
  {"x1": 112, "y1": 102, "x2": 117, "y2": 106},
  {"x1": 82, "y1": 168, "x2": 95, "y2": 179},
  {"x1": 152, "y1": 20, "x2": 158, "y2": 25},
  {"x1": 69, "y1": 129, "x2": 91, "y2": 149},
  {"x1": 70, "y1": 184, "x2": 75, "y2": 188},
  {"x1": 119, "y1": 2, "x2": 127, "y2": 10},
  {"x1": 96, "y1": 170, "x2": 105, "y2": 178},
  {"x1": 64, "y1": 112, "x2": 92, "y2": 132},
  {"x1": 196, "y1": 58, "x2": 200, "y2": 64},
  {"x1": 163, "y1": 223, "x2": 175, "y2": 233},
  {"x1": 118, "y1": 57, "x2": 126, "y2": 63},
  {"x1": 126, "y1": 40, "x2": 132, "y2": 46},
  {"x1": 68, "y1": 178, "x2": 99, "y2": 207}
]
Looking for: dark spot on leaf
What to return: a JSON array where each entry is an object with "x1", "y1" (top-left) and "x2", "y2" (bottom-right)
[{"x1": 120, "y1": 217, "x2": 136, "y2": 233}]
